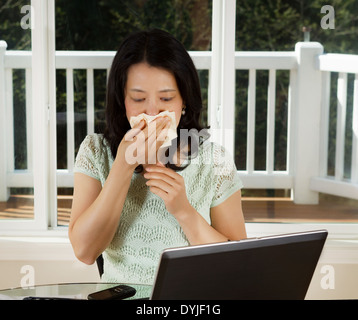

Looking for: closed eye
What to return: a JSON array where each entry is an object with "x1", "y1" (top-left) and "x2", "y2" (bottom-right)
[
  {"x1": 132, "y1": 98, "x2": 145, "y2": 102},
  {"x1": 161, "y1": 97, "x2": 173, "y2": 102}
]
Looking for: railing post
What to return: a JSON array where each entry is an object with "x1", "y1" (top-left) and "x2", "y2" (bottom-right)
[
  {"x1": 0, "y1": 40, "x2": 10, "y2": 202},
  {"x1": 292, "y1": 42, "x2": 323, "y2": 204}
]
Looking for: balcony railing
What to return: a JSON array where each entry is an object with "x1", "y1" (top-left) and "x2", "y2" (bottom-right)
[{"x1": 0, "y1": 40, "x2": 357, "y2": 208}]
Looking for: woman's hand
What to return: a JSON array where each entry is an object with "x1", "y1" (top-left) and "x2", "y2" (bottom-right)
[
  {"x1": 144, "y1": 164, "x2": 246, "y2": 246},
  {"x1": 144, "y1": 163, "x2": 193, "y2": 218},
  {"x1": 116, "y1": 117, "x2": 170, "y2": 170}
]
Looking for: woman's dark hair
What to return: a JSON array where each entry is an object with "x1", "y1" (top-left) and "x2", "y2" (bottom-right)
[{"x1": 103, "y1": 29, "x2": 208, "y2": 171}]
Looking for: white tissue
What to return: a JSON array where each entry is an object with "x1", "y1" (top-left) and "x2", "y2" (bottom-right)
[{"x1": 129, "y1": 110, "x2": 177, "y2": 148}]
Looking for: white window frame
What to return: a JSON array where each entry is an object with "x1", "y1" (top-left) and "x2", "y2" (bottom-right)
[
  {"x1": 0, "y1": 0, "x2": 56, "y2": 232},
  {"x1": 0, "y1": 0, "x2": 357, "y2": 242},
  {"x1": 212, "y1": 0, "x2": 358, "y2": 240}
]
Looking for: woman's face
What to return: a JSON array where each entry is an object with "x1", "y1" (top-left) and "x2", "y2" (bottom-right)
[{"x1": 124, "y1": 62, "x2": 183, "y2": 126}]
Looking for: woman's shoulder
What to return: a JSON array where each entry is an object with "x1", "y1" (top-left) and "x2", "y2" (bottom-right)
[
  {"x1": 78, "y1": 133, "x2": 112, "y2": 160},
  {"x1": 80, "y1": 133, "x2": 108, "y2": 151},
  {"x1": 74, "y1": 134, "x2": 113, "y2": 182},
  {"x1": 81, "y1": 133, "x2": 103, "y2": 147},
  {"x1": 196, "y1": 140, "x2": 231, "y2": 165}
]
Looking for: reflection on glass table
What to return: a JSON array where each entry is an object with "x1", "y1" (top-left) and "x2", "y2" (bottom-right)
[{"x1": 0, "y1": 283, "x2": 152, "y2": 300}]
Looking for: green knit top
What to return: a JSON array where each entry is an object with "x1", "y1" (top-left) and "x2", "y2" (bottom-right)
[{"x1": 74, "y1": 134, "x2": 243, "y2": 285}]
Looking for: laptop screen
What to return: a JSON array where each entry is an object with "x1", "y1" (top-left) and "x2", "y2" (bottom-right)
[{"x1": 150, "y1": 230, "x2": 328, "y2": 300}]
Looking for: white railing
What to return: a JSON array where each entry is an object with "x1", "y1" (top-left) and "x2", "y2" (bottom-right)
[
  {"x1": 234, "y1": 50, "x2": 297, "y2": 192},
  {"x1": 312, "y1": 53, "x2": 358, "y2": 199},
  {"x1": 55, "y1": 51, "x2": 211, "y2": 184},
  {"x1": 0, "y1": 41, "x2": 357, "y2": 206}
]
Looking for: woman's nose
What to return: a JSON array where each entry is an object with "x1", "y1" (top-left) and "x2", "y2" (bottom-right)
[{"x1": 145, "y1": 99, "x2": 160, "y2": 116}]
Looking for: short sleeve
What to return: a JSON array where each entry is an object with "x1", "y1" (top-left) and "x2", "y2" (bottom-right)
[
  {"x1": 73, "y1": 135, "x2": 101, "y2": 181},
  {"x1": 210, "y1": 144, "x2": 243, "y2": 207}
]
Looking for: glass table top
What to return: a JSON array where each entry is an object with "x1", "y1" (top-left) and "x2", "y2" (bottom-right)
[{"x1": 0, "y1": 282, "x2": 152, "y2": 300}]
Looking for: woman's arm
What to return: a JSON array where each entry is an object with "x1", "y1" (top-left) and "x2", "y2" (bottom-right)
[
  {"x1": 210, "y1": 190, "x2": 247, "y2": 241},
  {"x1": 173, "y1": 192, "x2": 247, "y2": 245},
  {"x1": 69, "y1": 155, "x2": 134, "y2": 265},
  {"x1": 69, "y1": 118, "x2": 171, "y2": 264}
]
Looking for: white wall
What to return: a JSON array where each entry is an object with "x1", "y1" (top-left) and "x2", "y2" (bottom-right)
[
  {"x1": 306, "y1": 263, "x2": 358, "y2": 299},
  {"x1": 0, "y1": 236, "x2": 100, "y2": 290},
  {"x1": 0, "y1": 237, "x2": 357, "y2": 299},
  {"x1": 0, "y1": 260, "x2": 99, "y2": 290}
]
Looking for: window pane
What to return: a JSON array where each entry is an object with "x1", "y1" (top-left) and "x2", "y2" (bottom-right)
[
  {"x1": 254, "y1": 70, "x2": 268, "y2": 171},
  {"x1": 235, "y1": 1, "x2": 358, "y2": 223},
  {"x1": 57, "y1": 188, "x2": 72, "y2": 226},
  {"x1": 343, "y1": 73, "x2": 355, "y2": 180},
  {"x1": 56, "y1": 69, "x2": 67, "y2": 170},
  {"x1": 234, "y1": 70, "x2": 248, "y2": 171},
  {"x1": 13, "y1": 70, "x2": 28, "y2": 170},
  {"x1": 243, "y1": 193, "x2": 358, "y2": 224},
  {"x1": 0, "y1": 0, "x2": 32, "y2": 51},
  {"x1": 274, "y1": 70, "x2": 289, "y2": 171},
  {"x1": 53, "y1": 1, "x2": 212, "y2": 226},
  {"x1": 0, "y1": 0, "x2": 34, "y2": 222},
  {"x1": 197, "y1": 69, "x2": 209, "y2": 127},
  {"x1": 327, "y1": 72, "x2": 338, "y2": 177},
  {"x1": 0, "y1": 188, "x2": 34, "y2": 221},
  {"x1": 235, "y1": 0, "x2": 358, "y2": 54},
  {"x1": 55, "y1": 0, "x2": 212, "y2": 51},
  {"x1": 235, "y1": 69, "x2": 289, "y2": 172}
]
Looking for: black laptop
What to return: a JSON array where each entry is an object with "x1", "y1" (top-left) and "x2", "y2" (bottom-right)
[{"x1": 150, "y1": 230, "x2": 328, "y2": 300}]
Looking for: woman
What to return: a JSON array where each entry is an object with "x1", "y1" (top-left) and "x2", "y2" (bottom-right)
[{"x1": 69, "y1": 29, "x2": 246, "y2": 285}]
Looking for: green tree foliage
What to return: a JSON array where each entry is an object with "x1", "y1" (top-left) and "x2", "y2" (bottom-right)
[
  {"x1": 55, "y1": 0, "x2": 212, "y2": 51},
  {"x1": 0, "y1": 0, "x2": 31, "y2": 50},
  {"x1": 234, "y1": 0, "x2": 358, "y2": 178},
  {"x1": 236, "y1": 0, "x2": 358, "y2": 53},
  {"x1": 236, "y1": 0, "x2": 300, "y2": 51}
]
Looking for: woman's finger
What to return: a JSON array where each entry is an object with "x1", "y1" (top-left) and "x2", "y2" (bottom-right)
[
  {"x1": 124, "y1": 119, "x2": 146, "y2": 140},
  {"x1": 146, "y1": 178, "x2": 173, "y2": 194},
  {"x1": 145, "y1": 164, "x2": 180, "y2": 180},
  {"x1": 144, "y1": 171, "x2": 177, "y2": 188},
  {"x1": 147, "y1": 185, "x2": 168, "y2": 199},
  {"x1": 146, "y1": 117, "x2": 170, "y2": 143}
]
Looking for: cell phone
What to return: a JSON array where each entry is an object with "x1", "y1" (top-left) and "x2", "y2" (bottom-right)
[{"x1": 87, "y1": 285, "x2": 136, "y2": 300}]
